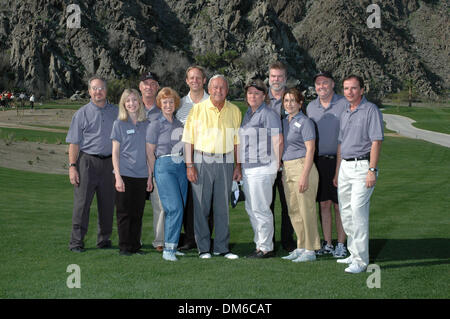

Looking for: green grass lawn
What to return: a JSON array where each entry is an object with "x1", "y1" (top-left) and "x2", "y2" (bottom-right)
[
  {"x1": 0, "y1": 127, "x2": 68, "y2": 144},
  {"x1": 382, "y1": 105, "x2": 450, "y2": 135},
  {"x1": 0, "y1": 135, "x2": 449, "y2": 299}
]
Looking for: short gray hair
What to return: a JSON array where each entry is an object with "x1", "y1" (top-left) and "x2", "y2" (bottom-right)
[
  {"x1": 88, "y1": 76, "x2": 107, "y2": 90},
  {"x1": 208, "y1": 74, "x2": 228, "y2": 89}
]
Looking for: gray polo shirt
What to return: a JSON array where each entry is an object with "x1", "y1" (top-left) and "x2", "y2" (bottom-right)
[
  {"x1": 306, "y1": 93, "x2": 347, "y2": 156},
  {"x1": 146, "y1": 114, "x2": 184, "y2": 158},
  {"x1": 176, "y1": 91, "x2": 209, "y2": 124},
  {"x1": 268, "y1": 89, "x2": 289, "y2": 119},
  {"x1": 146, "y1": 104, "x2": 161, "y2": 123},
  {"x1": 66, "y1": 100, "x2": 118, "y2": 156},
  {"x1": 282, "y1": 112, "x2": 316, "y2": 161},
  {"x1": 239, "y1": 103, "x2": 282, "y2": 169},
  {"x1": 338, "y1": 97, "x2": 384, "y2": 159},
  {"x1": 110, "y1": 118, "x2": 150, "y2": 178}
]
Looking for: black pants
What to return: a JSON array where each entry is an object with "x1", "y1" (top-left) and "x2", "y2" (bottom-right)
[
  {"x1": 69, "y1": 152, "x2": 115, "y2": 249},
  {"x1": 270, "y1": 171, "x2": 295, "y2": 250},
  {"x1": 115, "y1": 176, "x2": 147, "y2": 253}
]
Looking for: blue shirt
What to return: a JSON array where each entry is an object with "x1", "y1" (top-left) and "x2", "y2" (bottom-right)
[
  {"x1": 146, "y1": 114, "x2": 184, "y2": 158},
  {"x1": 338, "y1": 97, "x2": 384, "y2": 159},
  {"x1": 110, "y1": 118, "x2": 150, "y2": 178},
  {"x1": 66, "y1": 101, "x2": 118, "y2": 156},
  {"x1": 239, "y1": 103, "x2": 282, "y2": 169},
  {"x1": 306, "y1": 93, "x2": 347, "y2": 156},
  {"x1": 146, "y1": 105, "x2": 161, "y2": 123},
  {"x1": 282, "y1": 112, "x2": 316, "y2": 161},
  {"x1": 268, "y1": 90, "x2": 289, "y2": 120}
]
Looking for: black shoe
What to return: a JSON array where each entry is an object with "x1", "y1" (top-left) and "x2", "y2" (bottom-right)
[
  {"x1": 246, "y1": 250, "x2": 259, "y2": 258},
  {"x1": 119, "y1": 250, "x2": 133, "y2": 256},
  {"x1": 262, "y1": 250, "x2": 276, "y2": 258},
  {"x1": 248, "y1": 250, "x2": 275, "y2": 259},
  {"x1": 179, "y1": 242, "x2": 197, "y2": 251},
  {"x1": 98, "y1": 242, "x2": 112, "y2": 249},
  {"x1": 70, "y1": 247, "x2": 85, "y2": 253},
  {"x1": 134, "y1": 250, "x2": 146, "y2": 255}
]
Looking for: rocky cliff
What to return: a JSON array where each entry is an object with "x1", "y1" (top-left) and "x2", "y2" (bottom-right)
[{"x1": 0, "y1": 0, "x2": 448, "y2": 101}]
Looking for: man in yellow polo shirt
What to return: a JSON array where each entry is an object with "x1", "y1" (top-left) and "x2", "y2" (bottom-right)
[{"x1": 182, "y1": 74, "x2": 242, "y2": 259}]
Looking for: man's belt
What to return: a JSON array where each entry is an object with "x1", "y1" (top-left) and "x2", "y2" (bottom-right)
[
  {"x1": 86, "y1": 153, "x2": 112, "y2": 159},
  {"x1": 343, "y1": 153, "x2": 370, "y2": 161}
]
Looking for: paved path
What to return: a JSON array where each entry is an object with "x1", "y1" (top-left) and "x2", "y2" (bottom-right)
[{"x1": 383, "y1": 113, "x2": 450, "y2": 148}]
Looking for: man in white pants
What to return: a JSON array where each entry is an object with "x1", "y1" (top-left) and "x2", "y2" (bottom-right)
[{"x1": 335, "y1": 75, "x2": 383, "y2": 274}]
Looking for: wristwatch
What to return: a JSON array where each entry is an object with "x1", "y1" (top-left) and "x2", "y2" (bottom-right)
[
  {"x1": 69, "y1": 163, "x2": 77, "y2": 168},
  {"x1": 368, "y1": 167, "x2": 378, "y2": 172},
  {"x1": 186, "y1": 164, "x2": 194, "y2": 168}
]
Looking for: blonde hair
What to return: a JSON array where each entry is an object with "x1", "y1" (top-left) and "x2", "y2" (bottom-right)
[
  {"x1": 118, "y1": 89, "x2": 146, "y2": 122},
  {"x1": 185, "y1": 65, "x2": 206, "y2": 80},
  {"x1": 156, "y1": 87, "x2": 181, "y2": 110}
]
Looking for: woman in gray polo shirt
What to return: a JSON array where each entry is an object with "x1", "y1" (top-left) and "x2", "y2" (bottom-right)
[
  {"x1": 146, "y1": 87, "x2": 187, "y2": 262},
  {"x1": 240, "y1": 79, "x2": 282, "y2": 258},
  {"x1": 281, "y1": 88, "x2": 321, "y2": 262},
  {"x1": 111, "y1": 89, "x2": 152, "y2": 256}
]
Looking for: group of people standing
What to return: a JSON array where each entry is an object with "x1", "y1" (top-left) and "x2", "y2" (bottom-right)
[
  {"x1": 0, "y1": 91, "x2": 34, "y2": 109},
  {"x1": 66, "y1": 61, "x2": 383, "y2": 274}
]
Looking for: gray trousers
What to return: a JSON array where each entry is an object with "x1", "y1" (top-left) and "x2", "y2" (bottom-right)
[
  {"x1": 192, "y1": 153, "x2": 234, "y2": 254},
  {"x1": 69, "y1": 152, "x2": 115, "y2": 249}
]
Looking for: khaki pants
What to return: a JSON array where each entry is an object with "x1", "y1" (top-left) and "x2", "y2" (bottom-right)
[
  {"x1": 282, "y1": 158, "x2": 321, "y2": 251},
  {"x1": 150, "y1": 178, "x2": 165, "y2": 248}
]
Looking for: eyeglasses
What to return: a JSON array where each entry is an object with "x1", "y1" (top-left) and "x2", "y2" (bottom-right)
[
  {"x1": 142, "y1": 81, "x2": 158, "y2": 88},
  {"x1": 91, "y1": 86, "x2": 105, "y2": 91}
]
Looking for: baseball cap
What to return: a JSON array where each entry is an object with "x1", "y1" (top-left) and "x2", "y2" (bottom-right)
[
  {"x1": 140, "y1": 71, "x2": 159, "y2": 83},
  {"x1": 244, "y1": 79, "x2": 267, "y2": 94},
  {"x1": 313, "y1": 71, "x2": 333, "y2": 82}
]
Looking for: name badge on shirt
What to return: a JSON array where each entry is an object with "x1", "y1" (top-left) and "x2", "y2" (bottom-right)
[
  {"x1": 127, "y1": 129, "x2": 135, "y2": 135},
  {"x1": 294, "y1": 122, "x2": 301, "y2": 128}
]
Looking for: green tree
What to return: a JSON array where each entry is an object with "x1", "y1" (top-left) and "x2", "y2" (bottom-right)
[
  {"x1": 107, "y1": 77, "x2": 139, "y2": 105},
  {"x1": 403, "y1": 77, "x2": 418, "y2": 107}
]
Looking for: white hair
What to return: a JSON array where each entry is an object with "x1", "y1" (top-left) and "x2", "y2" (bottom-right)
[{"x1": 208, "y1": 74, "x2": 228, "y2": 89}]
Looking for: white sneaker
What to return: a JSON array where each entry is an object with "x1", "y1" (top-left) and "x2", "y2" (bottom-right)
[
  {"x1": 162, "y1": 251, "x2": 177, "y2": 261},
  {"x1": 333, "y1": 243, "x2": 348, "y2": 258},
  {"x1": 223, "y1": 252, "x2": 239, "y2": 260},
  {"x1": 292, "y1": 251, "x2": 316, "y2": 263},
  {"x1": 345, "y1": 263, "x2": 367, "y2": 274},
  {"x1": 214, "y1": 252, "x2": 239, "y2": 259},
  {"x1": 175, "y1": 250, "x2": 185, "y2": 256},
  {"x1": 199, "y1": 252, "x2": 212, "y2": 259},
  {"x1": 282, "y1": 248, "x2": 304, "y2": 260},
  {"x1": 336, "y1": 256, "x2": 353, "y2": 264}
]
